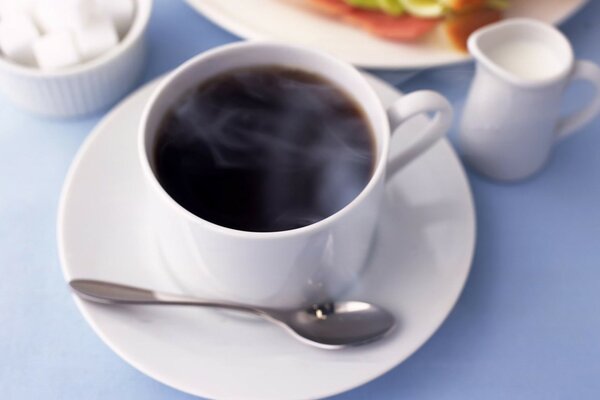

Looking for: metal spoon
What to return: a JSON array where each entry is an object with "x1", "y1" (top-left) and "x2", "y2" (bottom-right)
[{"x1": 69, "y1": 279, "x2": 395, "y2": 349}]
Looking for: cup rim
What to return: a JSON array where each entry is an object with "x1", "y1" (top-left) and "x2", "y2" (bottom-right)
[
  {"x1": 468, "y1": 18, "x2": 574, "y2": 89},
  {"x1": 0, "y1": 0, "x2": 152, "y2": 78},
  {"x1": 138, "y1": 41, "x2": 390, "y2": 239}
]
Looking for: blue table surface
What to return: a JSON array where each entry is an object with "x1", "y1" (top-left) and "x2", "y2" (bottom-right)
[{"x1": 2, "y1": 1, "x2": 600, "y2": 399}]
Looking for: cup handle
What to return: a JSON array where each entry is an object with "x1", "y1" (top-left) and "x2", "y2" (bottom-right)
[
  {"x1": 386, "y1": 90, "x2": 453, "y2": 179},
  {"x1": 556, "y1": 60, "x2": 600, "y2": 141}
]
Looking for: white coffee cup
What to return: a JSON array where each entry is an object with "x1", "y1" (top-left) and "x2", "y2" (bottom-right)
[
  {"x1": 139, "y1": 42, "x2": 452, "y2": 308},
  {"x1": 460, "y1": 19, "x2": 600, "y2": 182}
]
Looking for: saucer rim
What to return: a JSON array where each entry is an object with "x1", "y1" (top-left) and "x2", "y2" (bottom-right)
[{"x1": 57, "y1": 73, "x2": 476, "y2": 400}]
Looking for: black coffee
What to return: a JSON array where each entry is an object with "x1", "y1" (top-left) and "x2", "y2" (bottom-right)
[{"x1": 154, "y1": 66, "x2": 375, "y2": 232}]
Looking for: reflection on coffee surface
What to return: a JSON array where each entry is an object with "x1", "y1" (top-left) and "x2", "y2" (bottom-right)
[{"x1": 154, "y1": 66, "x2": 374, "y2": 232}]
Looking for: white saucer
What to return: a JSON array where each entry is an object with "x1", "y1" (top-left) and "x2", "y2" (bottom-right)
[{"x1": 58, "y1": 74, "x2": 475, "y2": 400}]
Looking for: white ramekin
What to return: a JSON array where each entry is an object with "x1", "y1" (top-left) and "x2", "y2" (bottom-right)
[{"x1": 0, "y1": 0, "x2": 152, "y2": 118}]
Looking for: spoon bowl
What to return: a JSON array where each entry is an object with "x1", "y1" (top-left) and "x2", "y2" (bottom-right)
[{"x1": 279, "y1": 302, "x2": 396, "y2": 349}]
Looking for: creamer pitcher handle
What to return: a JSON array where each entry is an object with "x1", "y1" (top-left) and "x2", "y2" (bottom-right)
[
  {"x1": 386, "y1": 91, "x2": 453, "y2": 179},
  {"x1": 556, "y1": 60, "x2": 600, "y2": 141}
]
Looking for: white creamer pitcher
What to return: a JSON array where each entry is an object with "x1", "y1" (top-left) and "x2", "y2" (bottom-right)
[{"x1": 460, "y1": 19, "x2": 600, "y2": 181}]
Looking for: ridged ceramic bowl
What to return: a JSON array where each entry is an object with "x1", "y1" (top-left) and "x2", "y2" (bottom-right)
[{"x1": 0, "y1": 0, "x2": 152, "y2": 118}]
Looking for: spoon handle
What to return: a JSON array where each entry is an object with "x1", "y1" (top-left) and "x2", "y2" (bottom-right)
[{"x1": 69, "y1": 279, "x2": 265, "y2": 316}]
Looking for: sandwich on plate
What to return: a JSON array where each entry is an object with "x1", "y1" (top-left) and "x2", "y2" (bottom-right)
[{"x1": 307, "y1": 0, "x2": 509, "y2": 51}]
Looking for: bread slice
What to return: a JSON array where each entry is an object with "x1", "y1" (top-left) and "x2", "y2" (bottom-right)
[{"x1": 444, "y1": 7, "x2": 502, "y2": 51}]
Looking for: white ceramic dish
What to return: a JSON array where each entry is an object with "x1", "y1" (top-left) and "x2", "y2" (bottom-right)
[
  {"x1": 460, "y1": 19, "x2": 600, "y2": 182},
  {"x1": 0, "y1": 0, "x2": 152, "y2": 118},
  {"x1": 186, "y1": 0, "x2": 587, "y2": 70},
  {"x1": 58, "y1": 74, "x2": 476, "y2": 400}
]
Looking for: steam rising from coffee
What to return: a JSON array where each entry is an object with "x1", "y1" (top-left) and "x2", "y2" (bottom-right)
[{"x1": 154, "y1": 67, "x2": 375, "y2": 232}]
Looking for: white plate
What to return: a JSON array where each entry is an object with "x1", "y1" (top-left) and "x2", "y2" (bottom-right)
[
  {"x1": 58, "y1": 74, "x2": 476, "y2": 400},
  {"x1": 186, "y1": 0, "x2": 587, "y2": 70}
]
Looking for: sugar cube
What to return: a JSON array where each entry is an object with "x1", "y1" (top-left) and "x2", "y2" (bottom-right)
[
  {"x1": 33, "y1": 0, "x2": 97, "y2": 33},
  {"x1": 95, "y1": 0, "x2": 134, "y2": 38},
  {"x1": 73, "y1": 17, "x2": 117, "y2": 61},
  {"x1": 0, "y1": 0, "x2": 36, "y2": 19},
  {"x1": 60, "y1": 0, "x2": 99, "y2": 27},
  {"x1": 33, "y1": 31, "x2": 81, "y2": 70},
  {"x1": 33, "y1": 1, "x2": 65, "y2": 33},
  {"x1": 0, "y1": 12, "x2": 39, "y2": 66}
]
